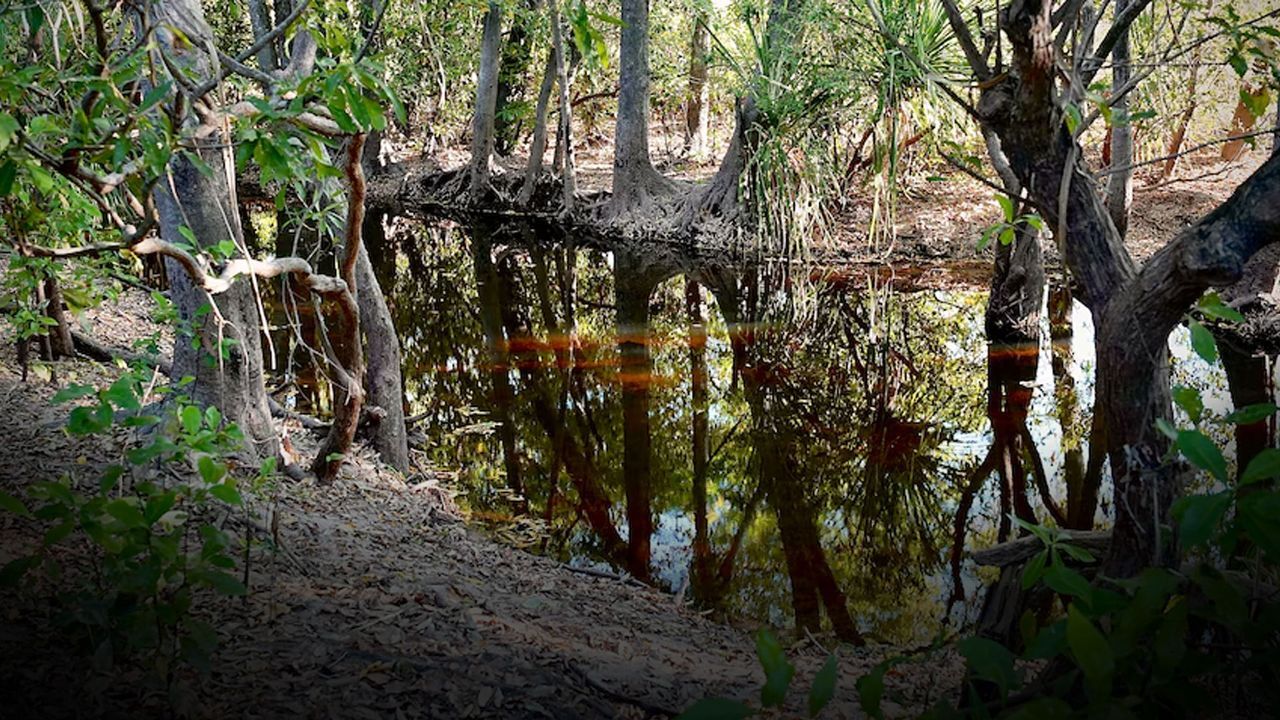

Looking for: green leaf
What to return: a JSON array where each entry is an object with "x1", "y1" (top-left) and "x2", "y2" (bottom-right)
[
  {"x1": 1172, "y1": 492, "x2": 1231, "y2": 549},
  {"x1": 0, "y1": 490, "x2": 31, "y2": 518},
  {"x1": 855, "y1": 662, "x2": 888, "y2": 719},
  {"x1": 755, "y1": 629, "x2": 795, "y2": 708},
  {"x1": 144, "y1": 493, "x2": 176, "y2": 524},
  {"x1": 1063, "y1": 104, "x2": 1082, "y2": 135},
  {"x1": 994, "y1": 194, "x2": 1015, "y2": 222},
  {"x1": 1066, "y1": 605, "x2": 1113, "y2": 682},
  {"x1": 676, "y1": 699, "x2": 753, "y2": 720},
  {"x1": 1154, "y1": 418, "x2": 1179, "y2": 441},
  {"x1": 1197, "y1": 291, "x2": 1245, "y2": 323},
  {"x1": 808, "y1": 654, "x2": 838, "y2": 717},
  {"x1": 999, "y1": 227, "x2": 1016, "y2": 246},
  {"x1": 1188, "y1": 320, "x2": 1217, "y2": 363},
  {"x1": 0, "y1": 556, "x2": 40, "y2": 587},
  {"x1": 52, "y1": 384, "x2": 96, "y2": 403},
  {"x1": 1225, "y1": 403, "x2": 1278, "y2": 426},
  {"x1": 1172, "y1": 385, "x2": 1203, "y2": 424},
  {"x1": 1237, "y1": 492, "x2": 1280, "y2": 559},
  {"x1": 958, "y1": 637, "x2": 1018, "y2": 696},
  {"x1": 1228, "y1": 52, "x2": 1248, "y2": 77},
  {"x1": 177, "y1": 225, "x2": 197, "y2": 246},
  {"x1": 1176, "y1": 429, "x2": 1228, "y2": 481},
  {"x1": 1021, "y1": 550, "x2": 1047, "y2": 590},
  {"x1": 1043, "y1": 563, "x2": 1093, "y2": 603},
  {"x1": 1057, "y1": 543, "x2": 1096, "y2": 563},
  {"x1": 0, "y1": 160, "x2": 16, "y2": 196},
  {"x1": 0, "y1": 112, "x2": 19, "y2": 152},
  {"x1": 209, "y1": 482, "x2": 242, "y2": 506},
  {"x1": 202, "y1": 570, "x2": 247, "y2": 596},
  {"x1": 104, "y1": 377, "x2": 140, "y2": 412},
  {"x1": 104, "y1": 498, "x2": 146, "y2": 528},
  {"x1": 181, "y1": 405, "x2": 203, "y2": 435},
  {"x1": 1241, "y1": 87, "x2": 1271, "y2": 120},
  {"x1": 1242, "y1": 449, "x2": 1280, "y2": 485},
  {"x1": 204, "y1": 406, "x2": 222, "y2": 430},
  {"x1": 197, "y1": 456, "x2": 227, "y2": 485}
]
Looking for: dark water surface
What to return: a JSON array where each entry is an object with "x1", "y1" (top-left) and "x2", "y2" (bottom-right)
[{"x1": 276, "y1": 217, "x2": 1268, "y2": 644}]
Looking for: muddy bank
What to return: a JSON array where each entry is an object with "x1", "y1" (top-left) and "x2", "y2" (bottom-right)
[{"x1": 0, "y1": 287, "x2": 964, "y2": 719}]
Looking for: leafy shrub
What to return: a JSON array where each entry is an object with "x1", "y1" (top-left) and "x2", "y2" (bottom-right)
[{"x1": 0, "y1": 365, "x2": 276, "y2": 685}]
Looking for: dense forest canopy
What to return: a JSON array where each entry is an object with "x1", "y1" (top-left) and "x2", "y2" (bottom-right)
[{"x1": 1, "y1": 0, "x2": 1280, "y2": 717}]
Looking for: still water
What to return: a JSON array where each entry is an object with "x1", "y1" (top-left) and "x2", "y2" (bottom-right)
[{"x1": 280, "y1": 217, "x2": 1270, "y2": 644}]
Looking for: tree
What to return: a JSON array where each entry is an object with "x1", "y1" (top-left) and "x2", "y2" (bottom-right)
[
  {"x1": 469, "y1": 1, "x2": 505, "y2": 202},
  {"x1": 609, "y1": 0, "x2": 673, "y2": 216},
  {"x1": 2, "y1": 0, "x2": 396, "y2": 480},
  {"x1": 685, "y1": 8, "x2": 711, "y2": 159},
  {"x1": 937, "y1": 0, "x2": 1280, "y2": 575}
]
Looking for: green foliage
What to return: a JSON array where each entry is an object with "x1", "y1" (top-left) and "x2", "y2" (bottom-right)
[
  {"x1": 677, "y1": 629, "x2": 840, "y2": 718},
  {"x1": 0, "y1": 364, "x2": 277, "y2": 685},
  {"x1": 978, "y1": 195, "x2": 1045, "y2": 252}
]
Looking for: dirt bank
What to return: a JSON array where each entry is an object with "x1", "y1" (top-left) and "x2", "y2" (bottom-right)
[{"x1": 0, "y1": 287, "x2": 963, "y2": 719}]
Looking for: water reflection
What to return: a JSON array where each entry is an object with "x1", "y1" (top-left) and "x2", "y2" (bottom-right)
[{"x1": 281, "y1": 218, "x2": 1271, "y2": 644}]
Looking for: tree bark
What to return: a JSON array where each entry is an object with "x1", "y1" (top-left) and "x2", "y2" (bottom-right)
[
  {"x1": 609, "y1": 0, "x2": 669, "y2": 215},
  {"x1": 494, "y1": 0, "x2": 536, "y2": 155},
  {"x1": 311, "y1": 137, "x2": 368, "y2": 482},
  {"x1": 518, "y1": 49, "x2": 557, "y2": 206},
  {"x1": 685, "y1": 12, "x2": 710, "y2": 159},
  {"x1": 550, "y1": 3, "x2": 576, "y2": 213},
  {"x1": 247, "y1": 0, "x2": 280, "y2": 72},
  {"x1": 153, "y1": 0, "x2": 278, "y2": 460},
  {"x1": 1104, "y1": 0, "x2": 1134, "y2": 237},
  {"x1": 43, "y1": 275, "x2": 74, "y2": 359},
  {"x1": 469, "y1": 1, "x2": 504, "y2": 203},
  {"x1": 355, "y1": 219, "x2": 410, "y2": 473}
]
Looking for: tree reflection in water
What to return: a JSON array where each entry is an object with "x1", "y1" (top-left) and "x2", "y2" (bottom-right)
[{"x1": 329, "y1": 219, "x2": 1250, "y2": 643}]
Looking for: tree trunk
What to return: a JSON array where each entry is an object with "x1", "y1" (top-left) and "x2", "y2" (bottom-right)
[
  {"x1": 685, "y1": 13, "x2": 710, "y2": 159},
  {"x1": 687, "y1": 279, "x2": 711, "y2": 591},
  {"x1": 43, "y1": 275, "x2": 74, "y2": 359},
  {"x1": 473, "y1": 230, "x2": 526, "y2": 501},
  {"x1": 609, "y1": 0, "x2": 669, "y2": 215},
  {"x1": 469, "y1": 1, "x2": 504, "y2": 203},
  {"x1": 615, "y1": 252, "x2": 654, "y2": 580},
  {"x1": 550, "y1": 3, "x2": 576, "y2": 213},
  {"x1": 1160, "y1": 46, "x2": 1202, "y2": 180},
  {"x1": 1105, "y1": 0, "x2": 1134, "y2": 236},
  {"x1": 153, "y1": 0, "x2": 278, "y2": 460},
  {"x1": 519, "y1": 49, "x2": 557, "y2": 206},
  {"x1": 355, "y1": 221, "x2": 410, "y2": 473},
  {"x1": 494, "y1": 0, "x2": 536, "y2": 155},
  {"x1": 247, "y1": 0, "x2": 280, "y2": 72},
  {"x1": 311, "y1": 137, "x2": 368, "y2": 482}
]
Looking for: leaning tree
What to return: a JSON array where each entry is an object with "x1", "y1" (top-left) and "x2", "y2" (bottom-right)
[{"x1": 927, "y1": 0, "x2": 1280, "y2": 575}]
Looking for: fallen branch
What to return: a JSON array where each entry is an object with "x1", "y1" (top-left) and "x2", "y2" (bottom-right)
[{"x1": 969, "y1": 531, "x2": 1112, "y2": 567}]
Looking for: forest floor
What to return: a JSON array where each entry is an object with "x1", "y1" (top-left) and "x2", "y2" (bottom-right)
[{"x1": 0, "y1": 289, "x2": 965, "y2": 719}]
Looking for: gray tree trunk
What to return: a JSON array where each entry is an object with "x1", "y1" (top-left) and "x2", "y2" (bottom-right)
[
  {"x1": 355, "y1": 218, "x2": 410, "y2": 473},
  {"x1": 1105, "y1": 0, "x2": 1134, "y2": 237},
  {"x1": 469, "y1": 1, "x2": 504, "y2": 203},
  {"x1": 550, "y1": 2, "x2": 576, "y2": 212},
  {"x1": 153, "y1": 0, "x2": 278, "y2": 459},
  {"x1": 247, "y1": 0, "x2": 280, "y2": 72},
  {"x1": 519, "y1": 49, "x2": 557, "y2": 206},
  {"x1": 685, "y1": 14, "x2": 710, "y2": 158},
  {"x1": 609, "y1": 0, "x2": 668, "y2": 214}
]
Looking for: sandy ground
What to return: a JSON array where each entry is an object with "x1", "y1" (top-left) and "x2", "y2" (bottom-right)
[{"x1": 0, "y1": 288, "x2": 964, "y2": 719}]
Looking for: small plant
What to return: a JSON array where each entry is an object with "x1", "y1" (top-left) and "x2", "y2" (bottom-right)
[
  {"x1": 978, "y1": 194, "x2": 1045, "y2": 251},
  {"x1": 677, "y1": 628, "x2": 840, "y2": 718},
  {"x1": 0, "y1": 364, "x2": 276, "y2": 688}
]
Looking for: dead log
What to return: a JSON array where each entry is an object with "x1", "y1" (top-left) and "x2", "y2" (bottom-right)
[{"x1": 969, "y1": 530, "x2": 1112, "y2": 567}]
